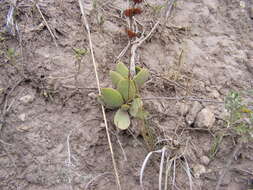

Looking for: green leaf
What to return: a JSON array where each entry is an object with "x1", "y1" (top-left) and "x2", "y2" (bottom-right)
[
  {"x1": 73, "y1": 47, "x2": 87, "y2": 56},
  {"x1": 109, "y1": 71, "x2": 124, "y2": 86},
  {"x1": 100, "y1": 88, "x2": 124, "y2": 109},
  {"x1": 133, "y1": 68, "x2": 149, "y2": 87},
  {"x1": 116, "y1": 62, "x2": 129, "y2": 78},
  {"x1": 121, "y1": 104, "x2": 130, "y2": 111},
  {"x1": 117, "y1": 79, "x2": 136, "y2": 102},
  {"x1": 129, "y1": 98, "x2": 143, "y2": 117},
  {"x1": 114, "y1": 109, "x2": 130, "y2": 130}
]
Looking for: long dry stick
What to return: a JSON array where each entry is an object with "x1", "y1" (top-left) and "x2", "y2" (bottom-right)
[
  {"x1": 78, "y1": 1, "x2": 121, "y2": 189},
  {"x1": 36, "y1": 4, "x2": 58, "y2": 47},
  {"x1": 142, "y1": 96, "x2": 224, "y2": 104}
]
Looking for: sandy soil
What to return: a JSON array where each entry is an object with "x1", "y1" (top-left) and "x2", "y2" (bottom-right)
[{"x1": 0, "y1": 0, "x2": 253, "y2": 189}]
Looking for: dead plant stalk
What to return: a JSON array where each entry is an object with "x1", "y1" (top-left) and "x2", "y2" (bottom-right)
[
  {"x1": 36, "y1": 4, "x2": 58, "y2": 47},
  {"x1": 78, "y1": 1, "x2": 122, "y2": 189}
]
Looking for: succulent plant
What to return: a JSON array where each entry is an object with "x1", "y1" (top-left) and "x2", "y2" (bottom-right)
[{"x1": 99, "y1": 62, "x2": 149, "y2": 130}]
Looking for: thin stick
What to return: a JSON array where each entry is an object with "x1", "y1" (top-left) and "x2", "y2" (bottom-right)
[
  {"x1": 140, "y1": 148, "x2": 164, "y2": 189},
  {"x1": 164, "y1": 158, "x2": 173, "y2": 190},
  {"x1": 130, "y1": 21, "x2": 160, "y2": 77},
  {"x1": 172, "y1": 159, "x2": 176, "y2": 190},
  {"x1": 183, "y1": 156, "x2": 193, "y2": 190},
  {"x1": 115, "y1": 41, "x2": 131, "y2": 62},
  {"x1": 159, "y1": 147, "x2": 166, "y2": 190},
  {"x1": 36, "y1": 4, "x2": 58, "y2": 47},
  {"x1": 78, "y1": 1, "x2": 122, "y2": 189},
  {"x1": 66, "y1": 130, "x2": 73, "y2": 167},
  {"x1": 142, "y1": 96, "x2": 224, "y2": 104},
  {"x1": 151, "y1": 72, "x2": 187, "y2": 90}
]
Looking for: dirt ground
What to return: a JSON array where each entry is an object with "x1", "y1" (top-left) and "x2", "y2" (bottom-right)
[{"x1": 0, "y1": 0, "x2": 253, "y2": 189}]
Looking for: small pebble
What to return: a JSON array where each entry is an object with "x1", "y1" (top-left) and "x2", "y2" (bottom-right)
[
  {"x1": 18, "y1": 113, "x2": 26, "y2": 121},
  {"x1": 88, "y1": 92, "x2": 97, "y2": 99},
  {"x1": 20, "y1": 94, "x2": 35, "y2": 104},
  {"x1": 200, "y1": 155, "x2": 210, "y2": 165},
  {"x1": 193, "y1": 164, "x2": 206, "y2": 178}
]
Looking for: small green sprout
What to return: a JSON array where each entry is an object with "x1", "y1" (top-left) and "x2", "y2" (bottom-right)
[
  {"x1": 6, "y1": 48, "x2": 16, "y2": 61},
  {"x1": 73, "y1": 47, "x2": 87, "y2": 60}
]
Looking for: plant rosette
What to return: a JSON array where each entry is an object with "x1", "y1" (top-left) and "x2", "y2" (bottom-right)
[{"x1": 98, "y1": 62, "x2": 149, "y2": 130}]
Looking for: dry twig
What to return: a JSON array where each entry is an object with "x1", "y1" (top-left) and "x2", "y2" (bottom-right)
[
  {"x1": 143, "y1": 96, "x2": 224, "y2": 104},
  {"x1": 36, "y1": 4, "x2": 58, "y2": 47},
  {"x1": 78, "y1": 1, "x2": 122, "y2": 189},
  {"x1": 130, "y1": 21, "x2": 160, "y2": 77}
]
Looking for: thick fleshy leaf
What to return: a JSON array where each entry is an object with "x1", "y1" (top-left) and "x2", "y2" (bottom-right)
[
  {"x1": 133, "y1": 68, "x2": 149, "y2": 87},
  {"x1": 117, "y1": 79, "x2": 136, "y2": 102},
  {"x1": 100, "y1": 88, "x2": 124, "y2": 109},
  {"x1": 114, "y1": 109, "x2": 130, "y2": 130},
  {"x1": 110, "y1": 71, "x2": 124, "y2": 86},
  {"x1": 116, "y1": 62, "x2": 129, "y2": 78},
  {"x1": 130, "y1": 98, "x2": 143, "y2": 117}
]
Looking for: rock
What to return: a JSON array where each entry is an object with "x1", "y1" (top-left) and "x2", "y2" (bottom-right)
[
  {"x1": 200, "y1": 155, "x2": 210, "y2": 166},
  {"x1": 193, "y1": 164, "x2": 206, "y2": 178},
  {"x1": 18, "y1": 113, "x2": 26, "y2": 121},
  {"x1": 195, "y1": 108, "x2": 215, "y2": 128},
  {"x1": 185, "y1": 102, "x2": 203, "y2": 126},
  {"x1": 100, "y1": 123, "x2": 105, "y2": 128},
  {"x1": 20, "y1": 94, "x2": 35, "y2": 104},
  {"x1": 88, "y1": 92, "x2": 97, "y2": 99}
]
